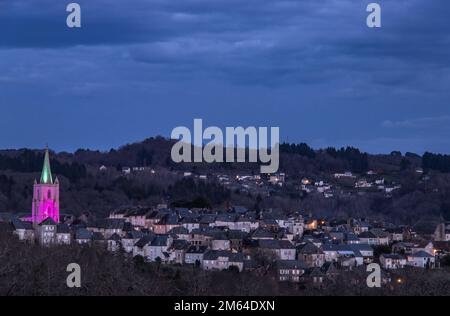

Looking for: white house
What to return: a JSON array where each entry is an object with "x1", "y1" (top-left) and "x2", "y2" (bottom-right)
[
  {"x1": 11, "y1": 219, "x2": 35, "y2": 242},
  {"x1": 143, "y1": 235, "x2": 173, "y2": 262},
  {"x1": 379, "y1": 254, "x2": 406, "y2": 269},
  {"x1": 258, "y1": 240, "x2": 296, "y2": 260},
  {"x1": 406, "y1": 251, "x2": 435, "y2": 268},
  {"x1": 122, "y1": 231, "x2": 145, "y2": 253},
  {"x1": 36, "y1": 217, "x2": 57, "y2": 246},
  {"x1": 185, "y1": 245, "x2": 208, "y2": 265},
  {"x1": 56, "y1": 224, "x2": 71, "y2": 245},
  {"x1": 202, "y1": 250, "x2": 244, "y2": 272}
]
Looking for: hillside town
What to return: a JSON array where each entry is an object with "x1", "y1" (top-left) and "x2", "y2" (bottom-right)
[
  {"x1": 4, "y1": 204, "x2": 449, "y2": 284},
  {"x1": 0, "y1": 148, "x2": 449, "y2": 291}
]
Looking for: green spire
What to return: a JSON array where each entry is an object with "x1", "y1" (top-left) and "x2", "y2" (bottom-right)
[{"x1": 40, "y1": 146, "x2": 53, "y2": 184}]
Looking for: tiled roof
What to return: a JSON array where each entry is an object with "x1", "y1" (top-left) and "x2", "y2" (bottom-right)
[
  {"x1": 277, "y1": 260, "x2": 308, "y2": 270},
  {"x1": 39, "y1": 217, "x2": 57, "y2": 226},
  {"x1": 298, "y1": 242, "x2": 323, "y2": 254},
  {"x1": 56, "y1": 224, "x2": 70, "y2": 234}
]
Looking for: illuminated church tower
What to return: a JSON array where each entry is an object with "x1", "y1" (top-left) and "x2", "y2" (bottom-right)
[{"x1": 32, "y1": 147, "x2": 60, "y2": 224}]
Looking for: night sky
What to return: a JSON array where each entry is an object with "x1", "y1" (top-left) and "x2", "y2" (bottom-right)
[{"x1": 1, "y1": 0, "x2": 450, "y2": 154}]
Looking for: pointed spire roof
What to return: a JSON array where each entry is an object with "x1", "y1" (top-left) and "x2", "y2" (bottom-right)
[{"x1": 40, "y1": 146, "x2": 53, "y2": 184}]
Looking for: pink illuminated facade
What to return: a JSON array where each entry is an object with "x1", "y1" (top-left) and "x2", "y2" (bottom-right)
[{"x1": 31, "y1": 147, "x2": 60, "y2": 225}]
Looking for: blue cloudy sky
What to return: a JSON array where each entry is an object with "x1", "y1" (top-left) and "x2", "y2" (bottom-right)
[{"x1": 1, "y1": 0, "x2": 450, "y2": 154}]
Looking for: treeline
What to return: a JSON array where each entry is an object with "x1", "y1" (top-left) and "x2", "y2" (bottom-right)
[
  {"x1": 280, "y1": 142, "x2": 316, "y2": 158},
  {"x1": 423, "y1": 152, "x2": 450, "y2": 173},
  {"x1": 279, "y1": 143, "x2": 369, "y2": 173},
  {"x1": 0, "y1": 150, "x2": 87, "y2": 182},
  {"x1": 167, "y1": 178, "x2": 231, "y2": 208},
  {"x1": 325, "y1": 147, "x2": 369, "y2": 173}
]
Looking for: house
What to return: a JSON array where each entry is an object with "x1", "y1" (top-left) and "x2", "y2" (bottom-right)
[
  {"x1": 153, "y1": 213, "x2": 180, "y2": 234},
  {"x1": 36, "y1": 217, "x2": 57, "y2": 246},
  {"x1": 338, "y1": 254, "x2": 358, "y2": 269},
  {"x1": 410, "y1": 241, "x2": 434, "y2": 255},
  {"x1": 75, "y1": 228, "x2": 93, "y2": 245},
  {"x1": 251, "y1": 228, "x2": 276, "y2": 240},
  {"x1": 133, "y1": 235, "x2": 154, "y2": 258},
  {"x1": 168, "y1": 239, "x2": 190, "y2": 264},
  {"x1": 210, "y1": 232, "x2": 231, "y2": 251},
  {"x1": 228, "y1": 230, "x2": 247, "y2": 251},
  {"x1": 303, "y1": 262, "x2": 339, "y2": 286},
  {"x1": 199, "y1": 215, "x2": 216, "y2": 228},
  {"x1": 322, "y1": 244, "x2": 372, "y2": 265},
  {"x1": 109, "y1": 208, "x2": 128, "y2": 220},
  {"x1": 392, "y1": 242, "x2": 416, "y2": 255},
  {"x1": 260, "y1": 219, "x2": 279, "y2": 230},
  {"x1": 144, "y1": 210, "x2": 161, "y2": 229},
  {"x1": 387, "y1": 228, "x2": 404, "y2": 242},
  {"x1": 125, "y1": 208, "x2": 149, "y2": 227},
  {"x1": 369, "y1": 228, "x2": 390, "y2": 245},
  {"x1": 146, "y1": 235, "x2": 173, "y2": 262},
  {"x1": 345, "y1": 233, "x2": 360, "y2": 244},
  {"x1": 284, "y1": 218, "x2": 304, "y2": 237},
  {"x1": 121, "y1": 231, "x2": 146, "y2": 253},
  {"x1": 297, "y1": 242, "x2": 325, "y2": 268},
  {"x1": 329, "y1": 227, "x2": 346, "y2": 243},
  {"x1": 258, "y1": 239, "x2": 296, "y2": 260},
  {"x1": 351, "y1": 220, "x2": 370, "y2": 235},
  {"x1": 107, "y1": 233, "x2": 121, "y2": 252},
  {"x1": 277, "y1": 260, "x2": 307, "y2": 283},
  {"x1": 300, "y1": 235, "x2": 323, "y2": 249},
  {"x1": 185, "y1": 245, "x2": 208, "y2": 265},
  {"x1": 87, "y1": 218, "x2": 125, "y2": 239},
  {"x1": 213, "y1": 214, "x2": 237, "y2": 229},
  {"x1": 379, "y1": 254, "x2": 406, "y2": 269},
  {"x1": 392, "y1": 240, "x2": 434, "y2": 255},
  {"x1": 190, "y1": 228, "x2": 215, "y2": 247},
  {"x1": 92, "y1": 232, "x2": 106, "y2": 246},
  {"x1": 11, "y1": 218, "x2": 35, "y2": 242},
  {"x1": 359, "y1": 231, "x2": 388, "y2": 246},
  {"x1": 56, "y1": 224, "x2": 71, "y2": 245},
  {"x1": 434, "y1": 223, "x2": 450, "y2": 241},
  {"x1": 180, "y1": 216, "x2": 200, "y2": 232},
  {"x1": 234, "y1": 216, "x2": 259, "y2": 233},
  {"x1": 168, "y1": 226, "x2": 190, "y2": 241},
  {"x1": 202, "y1": 250, "x2": 244, "y2": 272},
  {"x1": 304, "y1": 268, "x2": 326, "y2": 285},
  {"x1": 433, "y1": 241, "x2": 450, "y2": 261},
  {"x1": 406, "y1": 251, "x2": 435, "y2": 268}
]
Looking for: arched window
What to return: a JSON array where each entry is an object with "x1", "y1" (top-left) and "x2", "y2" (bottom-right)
[{"x1": 48, "y1": 190, "x2": 52, "y2": 199}]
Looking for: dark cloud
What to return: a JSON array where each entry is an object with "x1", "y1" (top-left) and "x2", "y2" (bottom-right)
[{"x1": 1, "y1": 0, "x2": 450, "y2": 153}]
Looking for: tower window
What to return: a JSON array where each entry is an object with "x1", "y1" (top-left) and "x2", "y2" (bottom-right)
[{"x1": 48, "y1": 190, "x2": 52, "y2": 199}]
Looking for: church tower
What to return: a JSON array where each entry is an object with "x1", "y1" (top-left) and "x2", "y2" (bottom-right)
[{"x1": 32, "y1": 147, "x2": 60, "y2": 224}]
